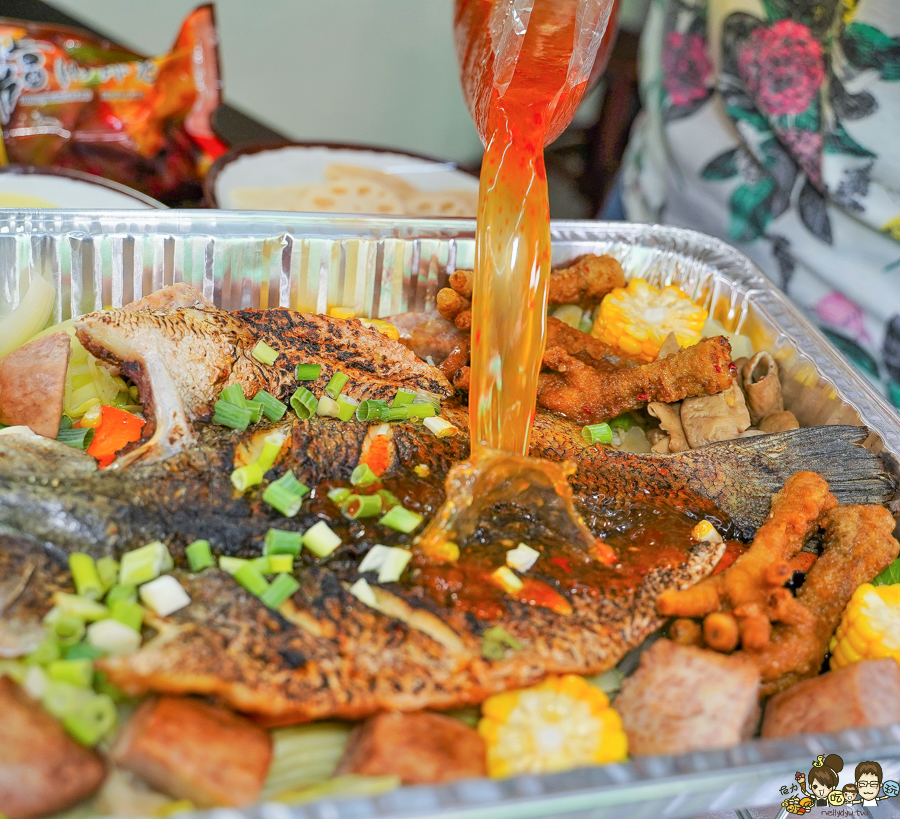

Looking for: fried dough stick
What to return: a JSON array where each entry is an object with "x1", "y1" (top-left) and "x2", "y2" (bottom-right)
[
  {"x1": 436, "y1": 254, "x2": 627, "y2": 329},
  {"x1": 657, "y1": 472, "x2": 837, "y2": 622},
  {"x1": 738, "y1": 504, "x2": 899, "y2": 695},
  {"x1": 537, "y1": 336, "x2": 734, "y2": 424}
]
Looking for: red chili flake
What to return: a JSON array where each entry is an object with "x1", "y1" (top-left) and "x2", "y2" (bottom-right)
[
  {"x1": 729, "y1": 362, "x2": 738, "y2": 372},
  {"x1": 549, "y1": 556, "x2": 572, "y2": 573},
  {"x1": 714, "y1": 364, "x2": 722, "y2": 373},
  {"x1": 637, "y1": 393, "x2": 650, "y2": 401}
]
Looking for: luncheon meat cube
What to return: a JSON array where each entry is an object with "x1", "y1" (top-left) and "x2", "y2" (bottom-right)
[
  {"x1": 0, "y1": 332, "x2": 71, "y2": 438},
  {"x1": 0, "y1": 677, "x2": 106, "y2": 819},
  {"x1": 615, "y1": 638, "x2": 761, "y2": 755},
  {"x1": 337, "y1": 711, "x2": 487, "y2": 784},
  {"x1": 111, "y1": 696, "x2": 272, "y2": 807},
  {"x1": 761, "y1": 658, "x2": 900, "y2": 739}
]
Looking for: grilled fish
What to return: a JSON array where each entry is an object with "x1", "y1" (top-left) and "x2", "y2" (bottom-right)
[{"x1": 0, "y1": 296, "x2": 894, "y2": 723}]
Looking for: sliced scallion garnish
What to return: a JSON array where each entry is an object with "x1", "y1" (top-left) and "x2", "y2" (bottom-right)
[
  {"x1": 138, "y1": 575, "x2": 191, "y2": 617},
  {"x1": 246, "y1": 402, "x2": 264, "y2": 424},
  {"x1": 582, "y1": 423, "x2": 613, "y2": 445},
  {"x1": 220, "y1": 384, "x2": 247, "y2": 409},
  {"x1": 295, "y1": 363, "x2": 322, "y2": 381},
  {"x1": 185, "y1": 540, "x2": 214, "y2": 572},
  {"x1": 69, "y1": 554, "x2": 104, "y2": 601},
  {"x1": 391, "y1": 389, "x2": 416, "y2": 407},
  {"x1": 356, "y1": 399, "x2": 388, "y2": 421},
  {"x1": 231, "y1": 462, "x2": 265, "y2": 493},
  {"x1": 263, "y1": 470, "x2": 309, "y2": 518},
  {"x1": 56, "y1": 426, "x2": 94, "y2": 449},
  {"x1": 325, "y1": 371, "x2": 349, "y2": 400},
  {"x1": 267, "y1": 554, "x2": 294, "y2": 574},
  {"x1": 233, "y1": 563, "x2": 270, "y2": 597},
  {"x1": 302, "y1": 521, "x2": 341, "y2": 558},
  {"x1": 95, "y1": 557, "x2": 118, "y2": 593},
  {"x1": 378, "y1": 505, "x2": 423, "y2": 534},
  {"x1": 376, "y1": 488, "x2": 401, "y2": 510},
  {"x1": 213, "y1": 399, "x2": 253, "y2": 430},
  {"x1": 53, "y1": 592, "x2": 109, "y2": 622},
  {"x1": 373, "y1": 406, "x2": 409, "y2": 423},
  {"x1": 46, "y1": 614, "x2": 86, "y2": 647},
  {"x1": 250, "y1": 390, "x2": 288, "y2": 422},
  {"x1": 413, "y1": 390, "x2": 442, "y2": 410},
  {"x1": 47, "y1": 658, "x2": 94, "y2": 688},
  {"x1": 341, "y1": 493, "x2": 383, "y2": 519},
  {"x1": 316, "y1": 395, "x2": 341, "y2": 417},
  {"x1": 252, "y1": 340, "x2": 279, "y2": 366},
  {"x1": 86, "y1": 619, "x2": 141, "y2": 655},
  {"x1": 219, "y1": 556, "x2": 248, "y2": 574},
  {"x1": 290, "y1": 387, "x2": 318, "y2": 420},
  {"x1": 61, "y1": 692, "x2": 117, "y2": 746},
  {"x1": 104, "y1": 584, "x2": 136, "y2": 606},
  {"x1": 109, "y1": 599, "x2": 143, "y2": 632},
  {"x1": 423, "y1": 416, "x2": 458, "y2": 437},
  {"x1": 264, "y1": 528, "x2": 303, "y2": 556},
  {"x1": 118, "y1": 541, "x2": 173, "y2": 587},
  {"x1": 350, "y1": 463, "x2": 378, "y2": 487},
  {"x1": 405, "y1": 403, "x2": 436, "y2": 419},
  {"x1": 327, "y1": 487, "x2": 352, "y2": 505},
  {"x1": 260, "y1": 573, "x2": 300, "y2": 608},
  {"x1": 377, "y1": 547, "x2": 412, "y2": 583},
  {"x1": 335, "y1": 395, "x2": 359, "y2": 421}
]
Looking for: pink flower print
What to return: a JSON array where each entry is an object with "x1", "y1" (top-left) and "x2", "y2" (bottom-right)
[
  {"x1": 663, "y1": 32, "x2": 713, "y2": 107},
  {"x1": 816, "y1": 291, "x2": 871, "y2": 343}
]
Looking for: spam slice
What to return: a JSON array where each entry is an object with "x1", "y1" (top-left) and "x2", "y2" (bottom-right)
[
  {"x1": 761, "y1": 658, "x2": 900, "y2": 738},
  {"x1": 615, "y1": 639, "x2": 761, "y2": 755},
  {"x1": 0, "y1": 677, "x2": 106, "y2": 819},
  {"x1": 0, "y1": 332, "x2": 70, "y2": 438},
  {"x1": 337, "y1": 711, "x2": 486, "y2": 784},
  {"x1": 111, "y1": 696, "x2": 272, "y2": 807}
]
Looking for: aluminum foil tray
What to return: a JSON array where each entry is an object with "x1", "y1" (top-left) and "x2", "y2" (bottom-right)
[{"x1": 1, "y1": 210, "x2": 898, "y2": 819}]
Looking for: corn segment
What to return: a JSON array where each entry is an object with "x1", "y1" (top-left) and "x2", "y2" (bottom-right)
[
  {"x1": 478, "y1": 675, "x2": 627, "y2": 778},
  {"x1": 592, "y1": 279, "x2": 707, "y2": 361},
  {"x1": 829, "y1": 583, "x2": 900, "y2": 670}
]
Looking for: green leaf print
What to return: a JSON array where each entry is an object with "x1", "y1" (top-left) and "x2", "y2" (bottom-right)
[
  {"x1": 728, "y1": 177, "x2": 776, "y2": 242},
  {"x1": 792, "y1": 98, "x2": 821, "y2": 133},
  {"x1": 701, "y1": 148, "x2": 740, "y2": 181},
  {"x1": 824, "y1": 123, "x2": 876, "y2": 158},
  {"x1": 888, "y1": 381, "x2": 900, "y2": 411},
  {"x1": 842, "y1": 23, "x2": 900, "y2": 81},
  {"x1": 822, "y1": 329, "x2": 880, "y2": 378}
]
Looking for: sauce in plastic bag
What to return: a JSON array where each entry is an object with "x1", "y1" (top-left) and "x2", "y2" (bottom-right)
[{"x1": 0, "y1": 4, "x2": 225, "y2": 204}]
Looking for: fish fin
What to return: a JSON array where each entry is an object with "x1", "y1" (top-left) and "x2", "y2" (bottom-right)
[{"x1": 679, "y1": 426, "x2": 896, "y2": 539}]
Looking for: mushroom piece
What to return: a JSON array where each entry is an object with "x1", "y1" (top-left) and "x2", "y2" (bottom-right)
[
  {"x1": 680, "y1": 384, "x2": 752, "y2": 448},
  {"x1": 741, "y1": 352, "x2": 784, "y2": 425},
  {"x1": 647, "y1": 401, "x2": 689, "y2": 453}
]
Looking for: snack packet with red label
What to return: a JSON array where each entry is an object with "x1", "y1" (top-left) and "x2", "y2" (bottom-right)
[{"x1": 0, "y1": 4, "x2": 226, "y2": 204}]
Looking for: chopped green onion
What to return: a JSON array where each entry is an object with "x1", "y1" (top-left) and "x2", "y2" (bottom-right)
[
  {"x1": 258, "y1": 430, "x2": 288, "y2": 471},
  {"x1": 263, "y1": 471, "x2": 310, "y2": 518},
  {"x1": 260, "y1": 573, "x2": 301, "y2": 608},
  {"x1": 109, "y1": 600, "x2": 143, "y2": 632},
  {"x1": 327, "y1": 487, "x2": 351, "y2": 504},
  {"x1": 358, "y1": 544, "x2": 391, "y2": 574},
  {"x1": 348, "y1": 578, "x2": 377, "y2": 607},
  {"x1": 250, "y1": 556, "x2": 272, "y2": 574},
  {"x1": 26, "y1": 639, "x2": 61, "y2": 667},
  {"x1": 41, "y1": 680, "x2": 92, "y2": 720},
  {"x1": 391, "y1": 389, "x2": 416, "y2": 407},
  {"x1": 231, "y1": 462, "x2": 264, "y2": 492},
  {"x1": 264, "y1": 528, "x2": 303, "y2": 556},
  {"x1": 69, "y1": 554, "x2": 104, "y2": 600},
  {"x1": 138, "y1": 575, "x2": 191, "y2": 617},
  {"x1": 356, "y1": 399, "x2": 388, "y2": 421},
  {"x1": 491, "y1": 566, "x2": 523, "y2": 593},
  {"x1": 373, "y1": 406, "x2": 409, "y2": 422},
  {"x1": 95, "y1": 557, "x2": 119, "y2": 593},
  {"x1": 316, "y1": 395, "x2": 341, "y2": 417},
  {"x1": 219, "y1": 556, "x2": 248, "y2": 574},
  {"x1": 252, "y1": 340, "x2": 279, "y2": 366},
  {"x1": 378, "y1": 506, "x2": 423, "y2": 534},
  {"x1": 63, "y1": 643, "x2": 105, "y2": 662},
  {"x1": 53, "y1": 593, "x2": 109, "y2": 622},
  {"x1": 609, "y1": 413, "x2": 633, "y2": 431},
  {"x1": 376, "y1": 489, "x2": 401, "y2": 510},
  {"x1": 119, "y1": 541, "x2": 173, "y2": 586},
  {"x1": 56, "y1": 426, "x2": 94, "y2": 449},
  {"x1": 506, "y1": 543, "x2": 540, "y2": 573},
  {"x1": 413, "y1": 390, "x2": 442, "y2": 410},
  {"x1": 582, "y1": 423, "x2": 613, "y2": 445},
  {"x1": 325, "y1": 372, "x2": 349, "y2": 400},
  {"x1": 267, "y1": 554, "x2": 294, "y2": 574},
  {"x1": 423, "y1": 416, "x2": 458, "y2": 437},
  {"x1": 220, "y1": 384, "x2": 247, "y2": 409},
  {"x1": 290, "y1": 387, "x2": 318, "y2": 420},
  {"x1": 377, "y1": 548, "x2": 412, "y2": 583},
  {"x1": 341, "y1": 493, "x2": 383, "y2": 519},
  {"x1": 86, "y1": 619, "x2": 141, "y2": 655},
  {"x1": 578, "y1": 315, "x2": 594, "y2": 334},
  {"x1": 481, "y1": 626, "x2": 523, "y2": 661},
  {"x1": 336, "y1": 395, "x2": 360, "y2": 421},
  {"x1": 62, "y1": 692, "x2": 117, "y2": 746},
  {"x1": 212, "y1": 399, "x2": 252, "y2": 430},
  {"x1": 250, "y1": 390, "x2": 288, "y2": 422},
  {"x1": 246, "y1": 402, "x2": 264, "y2": 424},
  {"x1": 295, "y1": 363, "x2": 322, "y2": 381},
  {"x1": 233, "y1": 563, "x2": 270, "y2": 597},
  {"x1": 302, "y1": 521, "x2": 342, "y2": 558},
  {"x1": 405, "y1": 403, "x2": 436, "y2": 419},
  {"x1": 350, "y1": 463, "x2": 378, "y2": 487},
  {"x1": 104, "y1": 584, "x2": 137, "y2": 606},
  {"x1": 185, "y1": 540, "x2": 214, "y2": 572},
  {"x1": 46, "y1": 612, "x2": 87, "y2": 646}
]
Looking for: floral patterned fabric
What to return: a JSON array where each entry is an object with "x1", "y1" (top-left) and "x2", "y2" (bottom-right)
[{"x1": 622, "y1": 0, "x2": 900, "y2": 405}]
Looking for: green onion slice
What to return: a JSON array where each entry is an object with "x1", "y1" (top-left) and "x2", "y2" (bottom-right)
[
  {"x1": 69, "y1": 554, "x2": 104, "y2": 601},
  {"x1": 609, "y1": 413, "x2": 633, "y2": 431},
  {"x1": 355, "y1": 399, "x2": 388, "y2": 421},
  {"x1": 378, "y1": 505, "x2": 423, "y2": 534},
  {"x1": 376, "y1": 488, "x2": 401, "y2": 510},
  {"x1": 218, "y1": 556, "x2": 248, "y2": 574},
  {"x1": 264, "y1": 528, "x2": 303, "y2": 556},
  {"x1": 231, "y1": 462, "x2": 264, "y2": 493},
  {"x1": 336, "y1": 395, "x2": 359, "y2": 422},
  {"x1": 252, "y1": 340, "x2": 279, "y2": 366},
  {"x1": 267, "y1": 554, "x2": 294, "y2": 574},
  {"x1": 62, "y1": 692, "x2": 117, "y2": 746},
  {"x1": 104, "y1": 584, "x2": 137, "y2": 606},
  {"x1": 373, "y1": 406, "x2": 409, "y2": 422},
  {"x1": 405, "y1": 403, "x2": 436, "y2": 419},
  {"x1": 413, "y1": 390, "x2": 442, "y2": 410},
  {"x1": 391, "y1": 389, "x2": 416, "y2": 407},
  {"x1": 325, "y1": 371, "x2": 349, "y2": 399},
  {"x1": 118, "y1": 541, "x2": 172, "y2": 587},
  {"x1": 109, "y1": 600, "x2": 143, "y2": 632},
  {"x1": 263, "y1": 471, "x2": 310, "y2": 518},
  {"x1": 220, "y1": 384, "x2": 247, "y2": 409},
  {"x1": 246, "y1": 402, "x2": 264, "y2": 424},
  {"x1": 233, "y1": 563, "x2": 270, "y2": 597},
  {"x1": 327, "y1": 487, "x2": 352, "y2": 505},
  {"x1": 47, "y1": 614, "x2": 86, "y2": 647},
  {"x1": 350, "y1": 463, "x2": 378, "y2": 487},
  {"x1": 316, "y1": 395, "x2": 341, "y2": 417},
  {"x1": 95, "y1": 557, "x2": 118, "y2": 593},
  {"x1": 53, "y1": 593, "x2": 109, "y2": 622},
  {"x1": 341, "y1": 493, "x2": 383, "y2": 519},
  {"x1": 213, "y1": 400, "x2": 252, "y2": 430},
  {"x1": 185, "y1": 540, "x2": 214, "y2": 572},
  {"x1": 260, "y1": 573, "x2": 301, "y2": 608},
  {"x1": 302, "y1": 521, "x2": 341, "y2": 558},
  {"x1": 56, "y1": 426, "x2": 94, "y2": 450},
  {"x1": 290, "y1": 387, "x2": 318, "y2": 420},
  {"x1": 250, "y1": 390, "x2": 288, "y2": 422},
  {"x1": 47, "y1": 658, "x2": 94, "y2": 688},
  {"x1": 295, "y1": 363, "x2": 322, "y2": 381},
  {"x1": 582, "y1": 423, "x2": 613, "y2": 445}
]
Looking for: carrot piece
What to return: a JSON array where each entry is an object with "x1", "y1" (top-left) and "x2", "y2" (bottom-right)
[
  {"x1": 360, "y1": 433, "x2": 390, "y2": 477},
  {"x1": 77, "y1": 406, "x2": 145, "y2": 467}
]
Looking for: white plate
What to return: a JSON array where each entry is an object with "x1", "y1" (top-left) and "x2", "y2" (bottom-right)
[
  {"x1": 207, "y1": 143, "x2": 479, "y2": 215},
  {"x1": 0, "y1": 167, "x2": 164, "y2": 209}
]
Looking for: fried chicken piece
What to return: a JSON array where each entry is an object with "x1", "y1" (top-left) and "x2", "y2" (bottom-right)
[
  {"x1": 738, "y1": 504, "x2": 899, "y2": 696},
  {"x1": 657, "y1": 471, "x2": 837, "y2": 620},
  {"x1": 547, "y1": 254, "x2": 627, "y2": 306},
  {"x1": 537, "y1": 336, "x2": 733, "y2": 424},
  {"x1": 545, "y1": 317, "x2": 642, "y2": 372}
]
